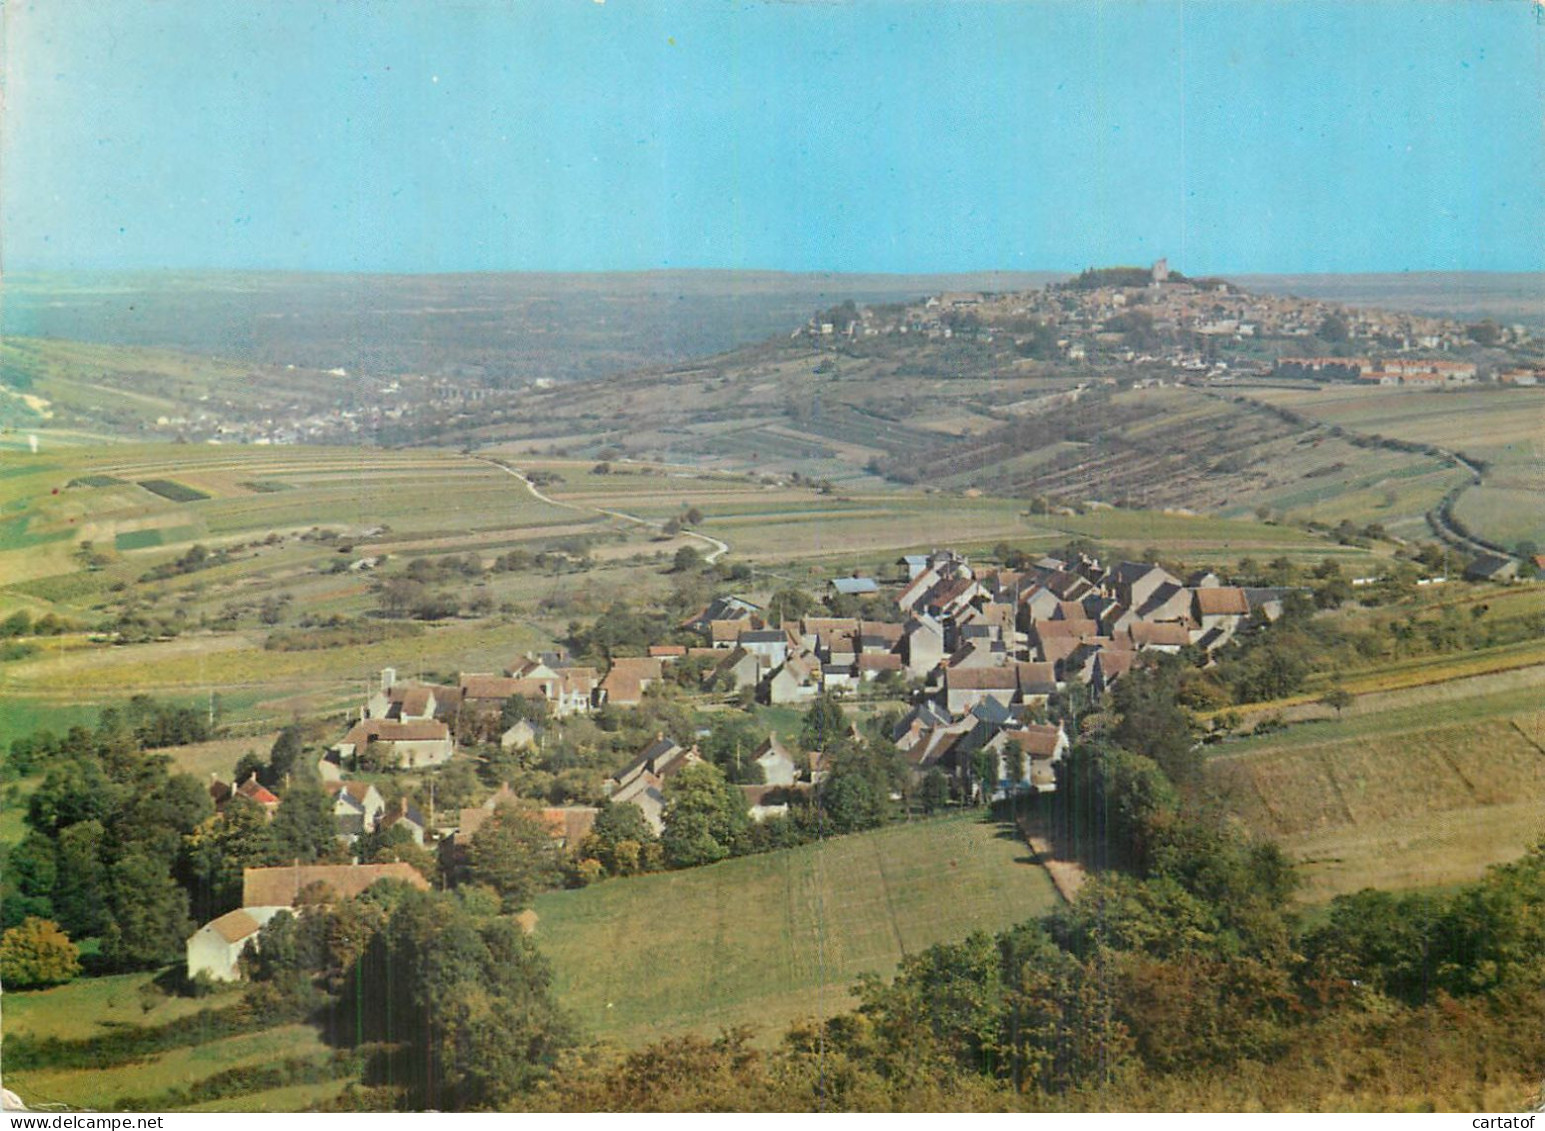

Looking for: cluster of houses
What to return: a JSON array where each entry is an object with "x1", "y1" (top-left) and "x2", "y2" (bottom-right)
[
  {"x1": 189, "y1": 544, "x2": 1309, "y2": 982},
  {"x1": 794, "y1": 263, "x2": 1529, "y2": 375},
  {"x1": 624, "y1": 548, "x2": 1288, "y2": 801},
  {"x1": 189, "y1": 771, "x2": 602, "y2": 981},
  {"x1": 676, "y1": 549, "x2": 1282, "y2": 706},
  {"x1": 309, "y1": 546, "x2": 1298, "y2": 808},
  {"x1": 1274, "y1": 356, "x2": 1482, "y2": 387}
]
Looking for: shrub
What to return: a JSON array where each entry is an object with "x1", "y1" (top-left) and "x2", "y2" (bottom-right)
[{"x1": 0, "y1": 917, "x2": 81, "y2": 989}]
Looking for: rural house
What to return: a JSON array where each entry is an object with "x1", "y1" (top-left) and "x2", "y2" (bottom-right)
[
  {"x1": 323, "y1": 779, "x2": 386, "y2": 839},
  {"x1": 333, "y1": 718, "x2": 454, "y2": 769},
  {"x1": 597, "y1": 657, "x2": 663, "y2": 707},
  {"x1": 185, "y1": 907, "x2": 286, "y2": 983},
  {"x1": 189, "y1": 862, "x2": 432, "y2": 982}
]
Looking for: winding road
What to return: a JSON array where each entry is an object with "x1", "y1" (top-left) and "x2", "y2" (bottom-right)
[
  {"x1": 1211, "y1": 386, "x2": 1504, "y2": 560},
  {"x1": 475, "y1": 456, "x2": 730, "y2": 564}
]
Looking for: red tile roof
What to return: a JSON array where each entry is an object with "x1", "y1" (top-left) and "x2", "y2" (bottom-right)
[
  {"x1": 460, "y1": 675, "x2": 528, "y2": 701},
  {"x1": 1003, "y1": 725, "x2": 1065, "y2": 759},
  {"x1": 236, "y1": 776, "x2": 280, "y2": 806},
  {"x1": 340, "y1": 719, "x2": 450, "y2": 747},
  {"x1": 1128, "y1": 622, "x2": 1192, "y2": 648}
]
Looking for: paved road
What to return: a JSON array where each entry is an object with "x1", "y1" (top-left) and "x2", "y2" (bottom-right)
[{"x1": 475, "y1": 457, "x2": 730, "y2": 564}]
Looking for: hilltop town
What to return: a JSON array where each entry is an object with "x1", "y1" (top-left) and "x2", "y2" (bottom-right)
[{"x1": 797, "y1": 260, "x2": 1543, "y2": 383}]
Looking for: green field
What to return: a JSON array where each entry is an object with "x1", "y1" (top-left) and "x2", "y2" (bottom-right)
[
  {"x1": 0, "y1": 971, "x2": 352, "y2": 1112},
  {"x1": 5, "y1": 1022, "x2": 332, "y2": 1111},
  {"x1": 1, "y1": 970, "x2": 242, "y2": 1042},
  {"x1": 0, "y1": 442, "x2": 1386, "y2": 748},
  {"x1": 531, "y1": 812, "x2": 1059, "y2": 1047}
]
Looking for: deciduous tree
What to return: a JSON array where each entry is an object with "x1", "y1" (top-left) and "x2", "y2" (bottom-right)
[{"x1": 0, "y1": 917, "x2": 81, "y2": 988}]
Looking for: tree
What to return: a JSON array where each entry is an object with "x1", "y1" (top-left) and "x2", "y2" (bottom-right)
[
  {"x1": 768, "y1": 588, "x2": 816, "y2": 626},
  {"x1": 180, "y1": 796, "x2": 278, "y2": 921},
  {"x1": 233, "y1": 750, "x2": 267, "y2": 786},
  {"x1": 0, "y1": 917, "x2": 81, "y2": 988},
  {"x1": 244, "y1": 909, "x2": 307, "y2": 991},
  {"x1": 920, "y1": 769, "x2": 950, "y2": 814},
  {"x1": 347, "y1": 890, "x2": 575, "y2": 1110},
  {"x1": 818, "y1": 769, "x2": 883, "y2": 833},
  {"x1": 971, "y1": 749, "x2": 998, "y2": 805},
  {"x1": 700, "y1": 714, "x2": 766, "y2": 784},
  {"x1": 26, "y1": 757, "x2": 118, "y2": 836},
  {"x1": 52, "y1": 819, "x2": 110, "y2": 939},
  {"x1": 800, "y1": 695, "x2": 849, "y2": 754},
  {"x1": 271, "y1": 783, "x2": 341, "y2": 863},
  {"x1": 266, "y1": 725, "x2": 306, "y2": 786},
  {"x1": 1110, "y1": 662, "x2": 1201, "y2": 786},
  {"x1": 672, "y1": 545, "x2": 702, "y2": 573},
  {"x1": 1319, "y1": 684, "x2": 1353, "y2": 719},
  {"x1": 661, "y1": 762, "x2": 750, "y2": 868},
  {"x1": 115, "y1": 772, "x2": 214, "y2": 866},
  {"x1": 501, "y1": 693, "x2": 550, "y2": 730},
  {"x1": 1005, "y1": 740, "x2": 1028, "y2": 792},
  {"x1": 375, "y1": 576, "x2": 428, "y2": 619},
  {"x1": 466, "y1": 804, "x2": 563, "y2": 911},
  {"x1": 359, "y1": 823, "x2": 440, "y2": 883},
  {"x1": 102, "y1": 851, "x2": 193, "y2": 970},
  {"x1": 4, "y1": 832, "x2": 58, "y2": 926},
  {"x1": 580, "y1": 801, "x2": 658, "y2": 876}
]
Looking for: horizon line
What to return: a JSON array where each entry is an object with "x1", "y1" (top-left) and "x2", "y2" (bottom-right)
[{"x1": 6, "y1": 265, "x2": 1545, "y2": 281}]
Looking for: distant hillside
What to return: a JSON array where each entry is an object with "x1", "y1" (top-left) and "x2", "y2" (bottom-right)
[{"x1": 0, "y1": 270, "x2": 1064, "y2": 386}]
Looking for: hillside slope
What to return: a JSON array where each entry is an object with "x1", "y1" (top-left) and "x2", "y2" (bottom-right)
[{"x1": 531, "y1": 813, "x2": 1058, "y2": 1046}]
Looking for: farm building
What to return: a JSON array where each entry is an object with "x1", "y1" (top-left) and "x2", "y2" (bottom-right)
[
  {"x1": 1465, "y1": 554, "x2": 1519, "y2": 583},
  {"x1": 186, "y1": 907, "x2": 286, "y2": 982}
]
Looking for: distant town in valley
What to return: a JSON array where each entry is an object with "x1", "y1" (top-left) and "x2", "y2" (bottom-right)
[{"x1": 4, "y1": 263, "x2": 1541, "y2": 450}]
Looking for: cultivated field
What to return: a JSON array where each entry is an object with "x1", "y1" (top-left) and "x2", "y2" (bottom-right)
[
  {"x1": 0, "y1": 442, "x2": 1385, "y2": 744},
  {"x1": 531, "y1": 812, "x2": 1059, "y2": 1047},
  {"x1": 1243, "y1": 385, "x2": 1545, "y2": 546},
  {"x1": 1210, "y1": 675, "x2": 1545, "y2": 902}
]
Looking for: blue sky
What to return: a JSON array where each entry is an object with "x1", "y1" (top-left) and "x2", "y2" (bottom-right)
[{"x1": 4, "y1": 1, "x2": 1542, "y2": 275}]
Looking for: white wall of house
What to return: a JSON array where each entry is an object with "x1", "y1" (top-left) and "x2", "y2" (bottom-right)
[{"x1": 185, "y1": 906, "x2": 285, "y2": 982}]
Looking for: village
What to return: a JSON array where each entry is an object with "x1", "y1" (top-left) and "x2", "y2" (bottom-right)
[
  {"x1": 798, "y1": 260, "x2": 1545, "y2": 385},
  {"x1": 185, "y1": 544, "x2": 1301, "y2": 983}
]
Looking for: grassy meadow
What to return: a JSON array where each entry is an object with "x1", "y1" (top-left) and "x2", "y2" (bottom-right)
[
  {"x1": 532, "y1": 812, "x2": 1059, "y2": 1047},
  {"x1": 0, "y1": 972, "x2": 347, "y2": 1112}
]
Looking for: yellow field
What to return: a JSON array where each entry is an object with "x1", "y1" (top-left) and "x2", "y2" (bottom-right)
[{"x1": 1211, "y1": 702, "x2": 1545, "y2": 902}]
